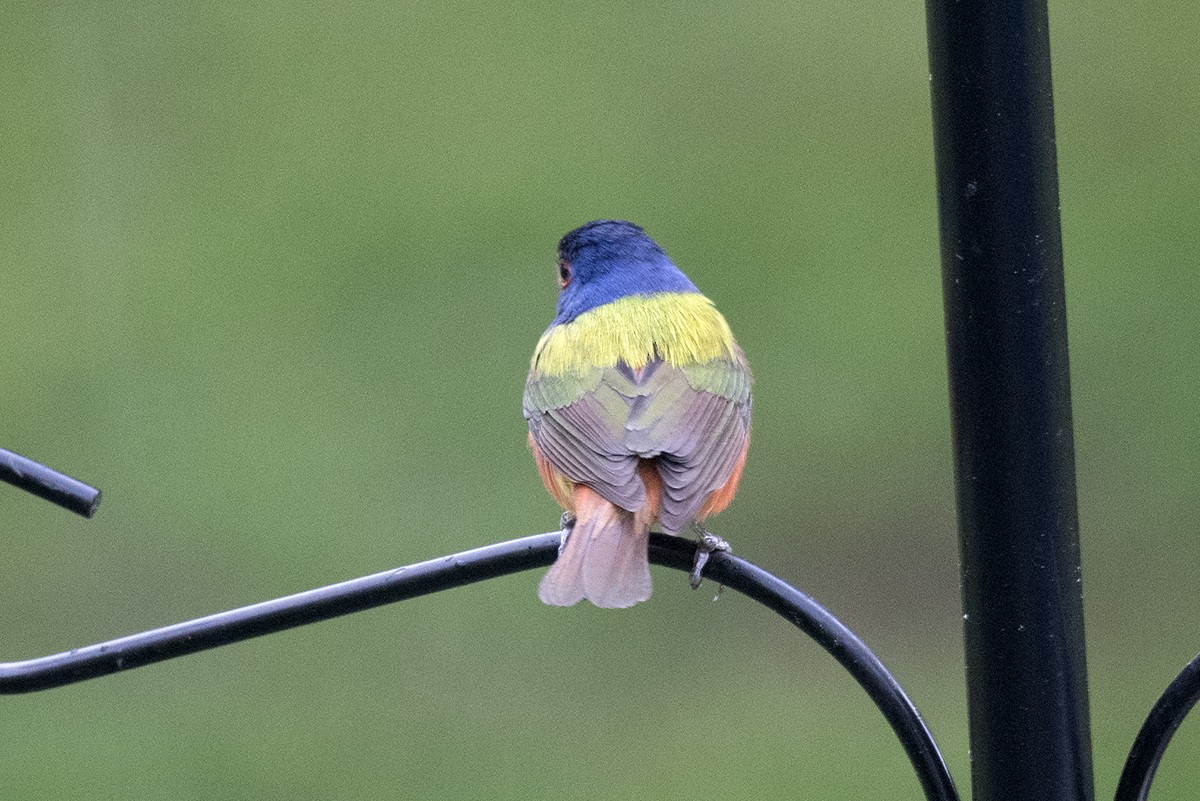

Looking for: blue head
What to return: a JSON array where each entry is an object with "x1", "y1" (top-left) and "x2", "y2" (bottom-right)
[{"x1": 552, "y1": 220, "x2": 699, "y2": 325}]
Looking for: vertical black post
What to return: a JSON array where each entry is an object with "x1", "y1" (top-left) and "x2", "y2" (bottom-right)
[{"x1": 924, "y1": 4, "x2": 1094, "y2": 801}]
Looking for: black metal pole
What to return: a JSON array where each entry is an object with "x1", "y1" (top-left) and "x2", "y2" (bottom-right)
[{"x1": 925, "y1": 3, "x2": 1093, "y2": 801}]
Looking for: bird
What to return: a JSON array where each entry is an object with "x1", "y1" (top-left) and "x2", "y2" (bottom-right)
[{"x1": 524, "y1": 220, "x2": 752, "y2": 608}]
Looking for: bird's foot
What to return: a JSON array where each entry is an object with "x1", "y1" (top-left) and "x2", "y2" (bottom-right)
[
  {"x1": 557, "y1": 511, "x2": 577, "y2": 556},
  {"x1": 689, "y1": 528, "x2": 732, "y2": 590}
]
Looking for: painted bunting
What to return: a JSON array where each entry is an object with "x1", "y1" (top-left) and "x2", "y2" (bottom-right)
[{"x1": 524, "y1": 220, "x2": 752, "y2": 608}]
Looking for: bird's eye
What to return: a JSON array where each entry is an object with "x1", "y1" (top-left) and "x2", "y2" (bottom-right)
[{"x1": 557, "y1": 259, "x2": 572, "y2": 288}]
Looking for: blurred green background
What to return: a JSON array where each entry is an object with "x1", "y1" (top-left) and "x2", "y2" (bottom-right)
[{"x1": 3, "y1": 2, "x2": 1198, "y2": 799}]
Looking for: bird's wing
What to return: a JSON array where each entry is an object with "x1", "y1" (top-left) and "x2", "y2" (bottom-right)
[
  {"x1": 525, "y1": 365, "x2": 647, "y2": 511},
  {"x1": 524, "y1": 351, "x2": 751, "y2": 528},
  {"x1": 627, "y1": 355, "x2": 751, "y2": 532}
]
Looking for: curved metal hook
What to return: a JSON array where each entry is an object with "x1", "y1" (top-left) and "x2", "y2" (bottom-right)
[
  {"x1": 1114, "y1": 651, "x2": 1200, "y2": 801},
  {"x1": 0, "y1": 532, "x2": 958, "y2": 801},
  {"x1": 0, "y1": 447, "x2": 101, "y2": 517}
]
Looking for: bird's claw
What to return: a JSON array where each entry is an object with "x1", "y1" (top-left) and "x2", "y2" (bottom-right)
[
  {"x1": 690, "y1": 530, "x2": 732, "y2": 590},
  {"x1": 557, "y1": 512, "x2": 577, "y2": 556}
]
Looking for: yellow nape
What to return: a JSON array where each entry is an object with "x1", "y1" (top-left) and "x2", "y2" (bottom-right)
[{"x1": 531, "y1": 292, "x2": 737, "y2": 376}]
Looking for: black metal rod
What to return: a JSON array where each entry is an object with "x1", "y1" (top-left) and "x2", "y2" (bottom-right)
[
  {"x1": 0, "y1": 447, "x2": 102, "y2": 518},
  {"x1": 925, "y1": 3, "x2": 1094, "y2": 801},
  {"x1": 0, "y1": 532, "x2": 959, "y2": 801},
  {"x1": 1114, "y1": 652, "x2": 1200, "y2": 801}
]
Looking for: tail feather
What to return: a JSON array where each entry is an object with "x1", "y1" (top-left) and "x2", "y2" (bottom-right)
[{"x1": 539, "y1": 486, "x2": 652, "y2": 608}]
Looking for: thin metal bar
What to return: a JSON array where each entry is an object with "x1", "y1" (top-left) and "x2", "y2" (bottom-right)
[
  {"x1": 0, "y1": 447, "x2": 102, "y2": 518},
  {"x1": 925, "y1": 2, "x2": 1094, "y2": 800},
  {"x1": 1114, "y1": 652, "x2": 1200, "y2": 801},
  {"x1": 0, "y1": 534, "x2": 563, "y2": 695},
  {"x1": 0, "y1": 532, "x2": 959, "y2": 801}
]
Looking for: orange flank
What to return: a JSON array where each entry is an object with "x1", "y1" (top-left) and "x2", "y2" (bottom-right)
[
  {"x1": 529, "y1": 434, "x2": 573, "y2": 511},
  {"x1": 697, "y1": 432, "x2": 750, "y2": 521}
]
